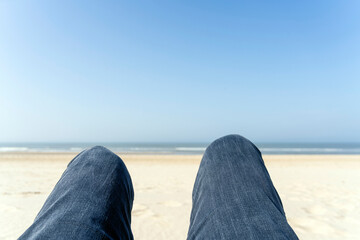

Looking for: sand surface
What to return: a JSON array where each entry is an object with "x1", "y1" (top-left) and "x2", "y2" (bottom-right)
[{"x1": 1, "y1": 153, "x2": 359, "y2": 239}]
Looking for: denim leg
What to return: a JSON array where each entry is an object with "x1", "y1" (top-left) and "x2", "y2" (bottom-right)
[
  {"x1": 187, "y1": 135, "x2": 298, "y2": 240},
  {"x1": 19, "y1": 146, "x2": 134, "y2": 240}
]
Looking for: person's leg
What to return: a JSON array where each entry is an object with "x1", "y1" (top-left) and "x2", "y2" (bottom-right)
[
  {"x1": 19, "y1": 146, "x2": 134, "y2": 240},
  {"x1": 187, "y1": 135, "x2": 298, "y2": 240}
]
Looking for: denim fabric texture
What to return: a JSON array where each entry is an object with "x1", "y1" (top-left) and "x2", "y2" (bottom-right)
[
  {"x1": 19, "y1": 135, "x2": 298, "y2": 240},
  {"x1": 19, "y1": 146, "x2": 134, "y2": 240},
  {"x1": 187, "y1": 135, "x2": 298, "y2": 239}
]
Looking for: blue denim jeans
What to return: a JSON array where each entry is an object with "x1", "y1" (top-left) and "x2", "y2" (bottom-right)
[{"x1": 19, "y1": 135, "x2": 298, "y2": 239}]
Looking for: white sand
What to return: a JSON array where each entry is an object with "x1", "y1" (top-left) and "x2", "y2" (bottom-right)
[{"x1": 1, "y1": 153, "x2": 359, "y2": 240}]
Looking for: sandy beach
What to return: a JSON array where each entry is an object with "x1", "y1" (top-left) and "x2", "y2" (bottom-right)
[{"x1": 1, "y1": 153, "x2": 359, "y2": 240}]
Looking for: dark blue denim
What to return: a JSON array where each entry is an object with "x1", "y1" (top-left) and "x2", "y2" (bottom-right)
[
  {"x1": 19, "y1": 146, "x2": 134, "y2": 240},
  {"x1": 19, "y1": 135, "x2": 298, "y2": 239},
  {"x1": 187, "y1": 135, "x2": 298, "y2": 239}
]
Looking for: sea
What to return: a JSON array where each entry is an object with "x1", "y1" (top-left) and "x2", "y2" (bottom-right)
[{"x1": 0, "y1": 142, "x2": 360, "y2": 155}]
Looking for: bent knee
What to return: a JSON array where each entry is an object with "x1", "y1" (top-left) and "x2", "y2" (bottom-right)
[
  {"x1": 70, "y1": 145, "x2": 122, "y2": 167},
  {"x1": 207, "y1": 134, "x2": 254, "y2": 151},
  {"x1": 86, "y1": 145, "x2": 114, "y2": 155},
  {"x1": 204, "y1": 134, "x2": 261, "y2": 162}
]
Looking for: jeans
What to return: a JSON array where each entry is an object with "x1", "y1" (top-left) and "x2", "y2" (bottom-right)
[{"x1": 19, "y1": 135, "x2": 298, "y2": 239}]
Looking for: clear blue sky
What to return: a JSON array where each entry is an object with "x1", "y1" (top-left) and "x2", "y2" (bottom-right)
[{"x1": 0, "y1": 1, "x2": 359, "y2": 142}]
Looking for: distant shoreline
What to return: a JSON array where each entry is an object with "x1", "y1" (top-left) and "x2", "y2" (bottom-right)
[{"x1": 2, "y1": 142, "x2": 360, "y2": 155}]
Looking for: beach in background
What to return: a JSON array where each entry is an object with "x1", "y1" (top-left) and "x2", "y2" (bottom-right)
[
  {"x1": 1, "y1": 142, "x2": 360, "y2": 154},
  {"x1": 1, "y1": 150, "x2": 360, "y2": 240},
  {"x1": 2, "y1": 1, "x2": 359, "y2": 239}
]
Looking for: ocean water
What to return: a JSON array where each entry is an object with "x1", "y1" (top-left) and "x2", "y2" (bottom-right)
[{"x1": 0, "y1": 142, "x2": 360, "y2": 155}]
